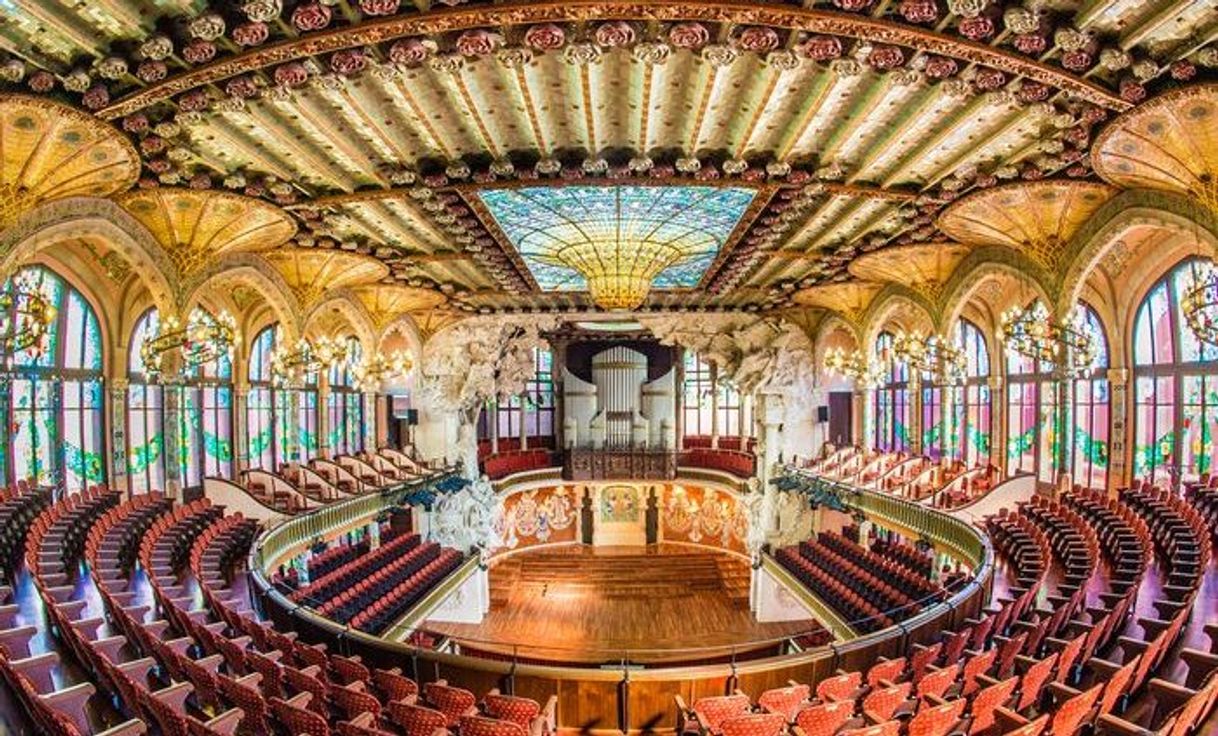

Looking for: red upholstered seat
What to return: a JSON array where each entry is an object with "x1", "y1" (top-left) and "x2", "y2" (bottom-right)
[
  {"x1": 1002, "y1": 715, "x2": 1048, "y2": 736},
  {"x1": 816, "y1": 672, "x2": 863, "y2": 702},
  {"x1": 968, "y1": 676, "x2": 1018, "y2": 735},
  {"x1": 839, "y1": 722, "x2": 900, "y2": 736},
  {"x1": 719, "y1": 712, "x2": 786, "y2": 736},
  {"x1": 907, "y1": 698, "x2": 965, "y2": 736},
  {"x1": 793, "y1": 700, "x2": 853, "y2": 736},
  {"x1": 423, "y1": 681, "x2": 478, "y2": 727},
  {"x1": 271, "y1": 695, "x2": 329, "y2": 736},
  {"x1": 483, "y1": 693, "x2": 541, "y2": 727},
  {"x1": 757, "y1": 684, "x2": 810, "y2": 723},
  {"x1": 861, "y1": 682, "x2": 912, "y2": 723},
  {"x1": 459, "y1": 715, "x2": 529, "y2": 736},
  {"x1": 388, "y1": 701, "x2": 449, "y2": 736},
  {"x1": 689, "y1": 694, "x2": 752, "y2": 735}
]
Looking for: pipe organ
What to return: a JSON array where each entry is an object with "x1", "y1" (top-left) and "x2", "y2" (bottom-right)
[{"x1": 564, "y1": 344, "x2": 676, "y2": 450}]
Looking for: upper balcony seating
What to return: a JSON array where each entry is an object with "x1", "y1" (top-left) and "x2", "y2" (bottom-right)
[
  {"x1": 288, "y1": 530, "x2": 418, "y2": 605},
  {"x1": 482, "y1": 450, "x2": 556, "y2": 480},
  {"x1": 680, "y1": 449, "x2": 757, "y2": 478},
  {"x1": 478, "y1": 437, "x2": 556, "y2": 461}
]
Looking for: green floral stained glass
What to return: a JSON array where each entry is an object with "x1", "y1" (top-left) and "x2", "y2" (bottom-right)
[
  {"x1": 204, "y1": 432, "x2": 233, "y2": 462},
  {"x1": 1134, "y1": 430, "x2": 1174, "y2": 476},
  {"x1": 128, "y1": 436, "x2": 164, "y2": 474},
  {"x1": 1007, "y1": 427, "x2": 1036, "y2": 459},
  {"x1": 64, "y1": 442, "x2": 105, "y2": 483},
  {"x1": 1074, "y1": 426, "x2": 1109, "y2": 468},
  {"x1": 250, "y1": 429, "x2": 273, "y2": 459}
]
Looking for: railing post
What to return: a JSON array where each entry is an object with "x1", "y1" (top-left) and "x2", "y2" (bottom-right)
[{"x1": 617, "y1": 656, "x2": 630, "y2": 735}]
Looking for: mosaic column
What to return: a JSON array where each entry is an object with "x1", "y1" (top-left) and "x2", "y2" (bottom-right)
[
  {"x1": 1053, "y1": 376, "x2": 1075, "y2": 490},
  {"x1": 908, "y1": 374, "x2": 923, "y2": 455},
  {"x1": 284, "y1": 389, "x2": 302, "y2": 463},
  {"x1": 163, "y1": 383, "x2": 183, "y2": 501},
  {"x1": 1107, "y1": 368, "x2": 1130, "y2": 497},
  {"x1": 364, "y1": 392, "x2": 376, "y2": 451},
  {"x1": 317, "y1": 372, "x2": 332, "y2": 459},
  {"x1": 233, "y1": 383, "x2": 250, "y2": 476},
  {"x1": 108, "y1": 378, "x2": 129, "y2": 494}
]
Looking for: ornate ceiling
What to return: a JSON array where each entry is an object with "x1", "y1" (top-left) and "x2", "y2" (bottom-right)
[{"x1": 1, "y1": 0, "x2": 1216, "y2": 324}]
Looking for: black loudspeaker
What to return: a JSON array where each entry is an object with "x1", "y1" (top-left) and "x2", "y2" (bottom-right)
[
  {"x1": 405, "y1": 409, "x2": 419, "y2": 425},
  {"x1": 816, "y1": 405, "x2": 830, "y2": 423}
]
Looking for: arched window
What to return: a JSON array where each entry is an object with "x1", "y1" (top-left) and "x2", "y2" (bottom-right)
[
  {"x1": 1005, "y1": 302, "x2": 1058, "y2": 483},
  {"x1": 1133, "y1": 258, "x2": 1218, "y2": 483},
  {"x1": 1073, "y1": 304, "x2": 1110, "y2": 490},
  {"x1": 294, "y1": 360, "x2": 320, "y2": 462},
  {"x1": 683, "y1": 352, "x2": 714, "y2": 437},
  {"x1": 873, "y1": 331, "x2": 910, "y2": 453},
  {"x1": 247, "y1": 325, "x2": 277, "y2": 469},
  {"x1": 128, "y1": 310, "x2": 165, "y2": 494},
  {"x1": 128, "y1": 308, "x2": 234, "y2": 492},
  {"x1": 327, "y1": 336, "x2": 364, "y2": 456},
  {"x1": 525, "y1": 348, "x2": 555, "y2": 443},
  {"x1": 2, "y1": 266, "x2": 105, "y2": 493},
  {"x1": 955, "y1": 319, "x2": 991, "y2": 467}
]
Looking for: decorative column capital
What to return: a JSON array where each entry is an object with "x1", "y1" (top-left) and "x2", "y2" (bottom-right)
[{"x1": 1106, "y1": 368, "x2": 1129, "y2": 385}]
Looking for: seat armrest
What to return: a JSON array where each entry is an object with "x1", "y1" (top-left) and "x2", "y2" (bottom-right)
[
  {"x1": 204, "y1": 708, "x2": 245, "y2": 736},
  {"x1": 96, "y1": 718, "x2": 147, "y2": 736}
]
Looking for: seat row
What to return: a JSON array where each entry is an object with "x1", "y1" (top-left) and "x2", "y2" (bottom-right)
[
  {"x1": 482, "y1": 450, "x2": 556, "y2": 480},
  {"x1": 817, "y1": 532, "x2": 940, "y2": 601},
  {"x1": 291, "y1": 531, "x2": 422, "y2": 605}
]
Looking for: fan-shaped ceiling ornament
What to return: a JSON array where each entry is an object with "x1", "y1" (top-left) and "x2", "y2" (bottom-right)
[
  {"x1": 119, "y1": 189, "x2": 296, "y2": 280},
  {"x1": 937, "y1": 181, "x2": 1117, "y2": 272},
  {"x1": 1, "y1": 94, "x2": 140, "y2": 229},
  {"x1": 848, "y1": 243, "x2": 973, "y2": 303},
  {"x1": 412, "y1": 307, "x2": 467, "y2": 342},
  {"x1": 1093, "y1": 83, "x2": 1218, "y2": 215},
  {"x1": 352, "y1": 284, "x2": 448, "y2": 330},
  {"x1": 791, "y1": 281, "x2": 883, "y2": 324},
  {"x1": 263, "y1": 249, "x2": 389, "y2": 311}
]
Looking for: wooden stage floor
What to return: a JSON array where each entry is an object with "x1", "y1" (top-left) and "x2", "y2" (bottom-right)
[{"x1": 422, "y1": 544, "x2": 821, "y2": 664}]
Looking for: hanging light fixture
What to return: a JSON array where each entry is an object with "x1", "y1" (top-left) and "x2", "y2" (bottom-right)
[
  {"x1": 271, "y1": 335, "x2": 347, "y2": 387},
  {"x1": 823, "y1": 347, "x2": 880, "y2": 386},
  {"x1": 351, "y1": 350, "x2": 415, "y2": 392},
  {"x1": 1181, "y1": 258, "x2": 1218, "y2": 347},
  {"x1": 0, "y1": 276, "x2": 56, "y2": 361},
  {"x1": 999, "y1": 302, "x2": 1098, "y2": 378},
  {"x1": 891, "y1": 331, "x2": 967, "y2": 385},
  {"x1": 140, "y1": 309, "x2": 238, "y2": 379}
]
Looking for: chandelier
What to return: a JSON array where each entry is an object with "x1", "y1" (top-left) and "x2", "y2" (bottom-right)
[
  {"x1": 999, "y1": 302, "x2": 1098, "y2": 378},
  {"x1": 140, "y1": 310, "x2": 238, "y2": 379},
  {"x1": 823, "y1": 347, "x2": 879, "y2": 386},
  {"x1": 271, "y1": 336, "x2": 347, "y2": 387},
  {"x1": 891, "y1": 331, "x2": 967, "y2": 385},
  {"x1": 1181, "y1": 260, "x2": 1218, "y2": 347},
  {"x1": 0, "y1": 279, "x2": 56, "y2": 360},
  {"x1": 351, "y1": 350, "x2": 415, "y2": 392}
]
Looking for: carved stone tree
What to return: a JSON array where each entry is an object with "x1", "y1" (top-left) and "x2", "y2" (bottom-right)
[{"x1": 417, "y1": 315, "x2": 559, "y2": 477}]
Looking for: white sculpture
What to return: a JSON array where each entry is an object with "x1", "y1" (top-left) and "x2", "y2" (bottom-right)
[{"x1": 417, "y1": 315, "x2": 560, "y2": 476}]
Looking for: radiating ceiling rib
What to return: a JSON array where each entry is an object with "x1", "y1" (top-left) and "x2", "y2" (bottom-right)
[
  {"x1": 636, "y1": 61, "x2": 657, "y2": 154},
  {"x1": 578, "y1": 62, "x2": 599, "y2": 154},
  {"x1": 784, "y1": 73, "x2": 867, "y2": 163},
  {"x1": 923, "y1": 107, "x2": 1039, "y2": 189},
  {"x1": 443, "y1": 66, "x2": 503, "y2": 159},
  {"x1": 246, "y1": 103, "x2": 358, "y2": 191},
  {"x1": 732, "y1": 65, "x2": 785, "y2": 160},
  {"x1": 10, "y1": 0, "x2": 112, "y2": 57},
  {"x1": 880, "y1": 95, "x2": 990, "y2": 188},
  {"x1": 818, "y1": 75, "x2": 899, "y2": 169},
  {"x1": 685, "y1": 59, "x2": 722, "y2": 153},
  {"x1": 847, "y1": 85, "x2": 942, "y2": 183},
  {"x1": 187, "y1": 115, "x2": 298, "y2": 183},
  {"x1": 773, "y1": 73, "x2": 837, "y2": 162},
  {"x1": 509, "y1": 62, "x2": 551, "y2": 157},
  {"x1": 1119, "y1": 0, "x2": 1210, "y2": 49},
  {"x1": 292, "y1": 94, "x2": 388, "y2": 187},
  {"x1": 385, "y1": 75, "x2": 455, "y2": 160},
  {"x1": 331, "y1": 85, "x2": 415, "y2": 165}
]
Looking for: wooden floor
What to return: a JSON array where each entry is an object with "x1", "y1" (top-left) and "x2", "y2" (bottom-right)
[{"x1": 423, "y1": 544, "x2": 820, "y2": 664}]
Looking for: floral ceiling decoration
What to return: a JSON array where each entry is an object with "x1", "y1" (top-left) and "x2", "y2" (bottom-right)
[
  {"x1": 936, "y1": 181, "x2": 1117, "y2": 273},
  {"x1": 261, "y1": 248, "x2": 390, "y2": 312},
  {"x1": 847, "y1": 242, "x2": 973, "y2": 303},
  {"x1": 1092, "y1": 83, "x2": 1218, "y2": 215},
  {"x1": 0, "y1": 0, "x2": 1216, "y2": 316},
  {"x1": 0, "y1": 95, "x2": 140, "y2": 228}
]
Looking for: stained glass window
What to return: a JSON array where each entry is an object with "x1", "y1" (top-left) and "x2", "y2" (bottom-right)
[
  {"x1": 1134, "y1": 257, "x2": 1218, "y2": 483},
  {"x1": 683, "y1": 352, "x2": 714, "y2": 437},
  {"x1": 525, "y1": 348, "x2": 555, "y2": 441},
  {"x1": 1004, "y1": 302, "x2": 1062, "y2": 483},
  {"x1": 2, "y1": 266, "x2": 104, "y2": 493},
  {"x1": 328, "y1": 337, "x2": 364, "y2": 456},
  {"x1": 873, "y1": 332, "x2": 910, "y2": 453},
  {"x1": 717, "y1": 381, "x2": 741, "y2": 437},
  {"x1": 477, "y1": 186, "x2": 755, "y2": 291},
  {"x1": 1072, "y1": 304, "x2": 1109, "y2": 490},
  {"x1": 248, "y1": 326, "x2": 277, "y2": 469},
  {"x1": 955, "y1": 319, "x2": 991, "y2": 467},
  {"x1": 128, "y1": 309, "x2": 164, "y2": 494}
]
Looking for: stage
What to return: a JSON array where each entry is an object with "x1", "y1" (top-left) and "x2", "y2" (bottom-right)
[{"x1": 422, "y1": 544, "x2": 823, "y2": 665}]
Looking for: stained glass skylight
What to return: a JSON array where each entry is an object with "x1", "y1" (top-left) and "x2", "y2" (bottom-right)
[{"x1": 478, "y1": 186, "x2": 755, "y2": 309}]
